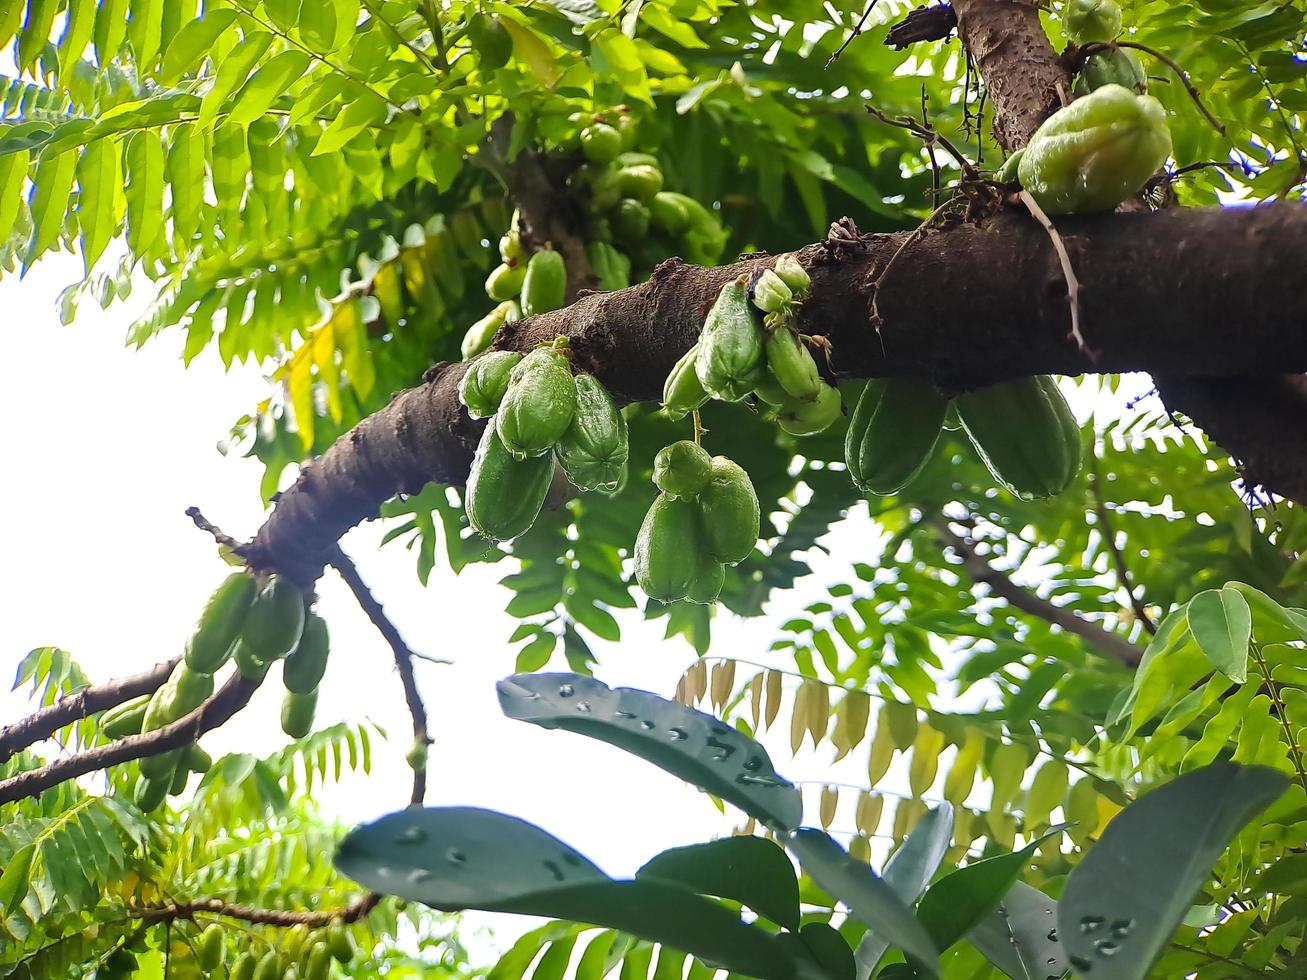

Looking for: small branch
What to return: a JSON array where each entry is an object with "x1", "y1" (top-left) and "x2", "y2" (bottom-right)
[
  {"x1": 130, "y1": 892, "x2": 381, "y2": 928},
  {"x1": 185, "y1": 507, "x2": 245, "y2": 556},
  {"x1": 1089, "y1": 460, "x2": 1155, "y2": 635},
  {"x1": 827, "y1": 0, "x2": 882, "y2": 66},
  {"x1": 932, "y1": 519, "x2": 1143, "y2": 667},
  {"x1": 1018, "y1": 189, "x2": 1091, "y2": 359},
  {"x1": 329, "y1": 548, "x2": 431, "y2": 806},
  {"x1": 868, "y1": 198, "x2": 957, "y2": 330},
  {"x1": 0, "y1": 673, "x2": 262, "y2": 807},
  {"x1": 865, "y1": 102, "x2": 978, "y2": 180},
  {"x1": 1106, "y1": 41, "x2": 1227, "y2": 139},
  {"x1": 1250, "y1": 642, "x2": 1307, "y2": 799}
]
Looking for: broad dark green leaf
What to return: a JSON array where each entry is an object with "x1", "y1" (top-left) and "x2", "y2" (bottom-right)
[
  {"x1": 498, "y1": 672, "x2": 802, "y2": 831},
  {"x1": 1058, "y1": 764, "x2": 1288, "y2": 980},
  {"x1": 967, "y1": 881, "x2": 1066, "y2": 980},
  {"x1": 1186, "y1": 587, "x2": 1251, "y2": 683},
  {"x1": 636, "y1": 835, "x2": 801, "y2": 930}
]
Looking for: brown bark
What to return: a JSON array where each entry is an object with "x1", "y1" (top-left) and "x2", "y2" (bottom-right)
[{"x1": 241, "y1": 205, "x2": 1307, "y2": 585}]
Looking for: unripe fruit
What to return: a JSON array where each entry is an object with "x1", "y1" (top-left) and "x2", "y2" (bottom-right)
[
  {"x1": 485, "y1": 262, "x2": 525, "y2": 303},
  {"x1": 233, "y1": 639, "x2": 269, "y2": 680},
  {"x1": 184, "y1": 572, "x2": 256, "y2": 674},
  {"x1": 100, "y1": 695, "x2": 150, "y2": 739},
  {"x1": 845, "y1": 378, "x2": 949, "y2": 495},
  {"x1": 580, "y1": 123, "x2": 622, "y2": 164},
  {"x1": 465, "y1": 425, "x2": 554, "y2": 540},
  {"x1": 198, "y1": 924, "x2": 225, "y2": 970},
  {"x1": 751, "y1": 270, "x2": 793, "y2": 315},
  {"x1": 653, "y1": 441, "x2": 713, "y2": 498},
  {"x1": 697, "y1": 457, "x2": 760, "y2": 565},
  {"x1": 253, "y1": 950, "x2": 282, "y2": 980},
  {"x1": 133, "y1": 775, "x2": 168, "y2": 812},
  {"x1": 468, "y1": 11, "x2": 513, "y2": 70},
  {"x1": 772, "y1": 253, "x2": 811, "y2": 294},
  {"x1": 327, "y1": 921, "x2": 356, "y2": 962},
  {"x1": 1063, "y1": 0, "x2": 1122, "y2": 44},
  {"x1": 304, "y1": 942, "x2": 332, "y2": 980},
  {"x1": 406, "y1": 741, "x2": 429, "y2": 770},
  {"x1": 230, "y1": 952, "x2": 258, "y2": 980},
  {"x1": 242, "y1": 575, "x2": 306, "y2": 664},
  {"x1": 556, "y1": 374, "x2": 628, "y2": 493},
  {"x1": 615, "y1": 113, "x2": 639, "y2": 149},
  {"x1": 695, "y1": 279, "x2": 766, "y2": 402},
  {"x1": 617, "y1": 163, "x2": 663, "y2": 202},
  {"x1": 635, "y1": 494, "x2": 704, "y2": 602},
  {"x1": 282, "y1": 613, "x2": 329, "y2": 694},
  {"x1": 662, "y1": 344, "x2": 710, "y2": 420},
  {"x1": 649, "y1": 192, "x2": 692, "y2": 234},
  {"x1": 1074, "y1": 47, "x2": 1147, "y2": 96},
  {"x1": 776, "y1": 383, "x2": 842, "y2": 436},
  {"x1": 459, "y1": 350, "x2": 524, "y2": 419},
  {"x1": 281, "y1": 689, "x2": 317, "y2": 739},
  {"x1": 765, "y1": 328, "x2": 823, "y2": 402},
  {"x1": 520, "y1": 249, "x2": 567, "y2": 317},
  {"x1": 956, "y1": 376, "x2": 1082, "y2": 499},
  {"x1": 612, "y1": 198, "x2": 651, "y2": 240},
  {"x1": 685, "y1": 553, "x2": 726, "y2": 605},
  {"x1": 185, "y1": 744, "x2": 213, "y2": 772},
  {"x1": 496, "y1": 348, "x2": 577, "y2": 459}
]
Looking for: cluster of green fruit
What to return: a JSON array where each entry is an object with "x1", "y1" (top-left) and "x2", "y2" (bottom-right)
[
  {"x1": 663, "y1": 254, "x2": 843, "y2": 438},
  {"x1": 634, "y1": 442, "x2": 760, "y2": 605},
  {"x1": 997, "y1": 0, "x2": 1171, "y2": 214},
  {"x1": 100, "y1": 571, "x2": 329, "y2": 810},
  {"x1": 460, "y1": 338, "x2": 629, "y2": 540},
  {"x1": 190, "y1": 918, "x2": 358, "y2": 980},
  {"x1": 461, "y1": 217, "x2": 566, "y2": 359}
]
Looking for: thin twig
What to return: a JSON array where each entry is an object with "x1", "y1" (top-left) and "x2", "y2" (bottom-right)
[
  {"x1": 0, "y1": 656, "x2": 182, "y2": 765},
  {"x1": 1250, "y1": 641, "x2": 1307, "y2": 799},
  {"x1": 868, "y1": 198, "x2": 957, "y2": 331},
  {"x1": 1018, "y1": 189, "x2": 1092, "y2": 360},
  {"x1": 185, "y1": 507, "x2": 245, "y2": 555},
  {"x1": 1089, "y1": 459, "x2": 1156, "y2": 635},
  {"x1": 827, "y1": 0, "x2": 882, "y2": 66},
  {"x1": 0, "y1": 673, "x2": 262, "y2": 807},
  {"x1": 130, "y1": 892, "x2": 380, "y2": 928},
  {"x1": 865, "y1": 102, "x2": 978, "y2": 179},
  {"x1": 329, "y1": 548, "x2": 431, "y2": 806},
  {"x1": 1108, "y1": 41, "x2": 1227, "y2": 138}
]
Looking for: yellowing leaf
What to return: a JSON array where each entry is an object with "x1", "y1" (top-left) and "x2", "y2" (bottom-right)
[
  {"x1": 819, "y1": 785, "x2": 838, "y2": 830},
  {"x1": 908, "y1": 725, "x2": 945, "y2": 799},
  {"x1": 495, "y1": 13, "x2": 561, "y2": 87},
  {"x1": 287, "y1": 354, "x2": 316, "y2": 451}
]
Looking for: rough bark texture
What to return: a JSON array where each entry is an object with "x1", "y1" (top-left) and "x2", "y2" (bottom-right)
[{"x1": 243, "y1": 205, "x2": 1307, "y2": 584}]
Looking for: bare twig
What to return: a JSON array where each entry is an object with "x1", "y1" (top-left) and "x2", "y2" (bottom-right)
[
  {"x1": 1089, "y1": 460, "x2": 1155, "y2": 635},
  {"x1": 933, "y1": 518, "x2": 1143, "y2": 667},
  {"x1": 865, "y1": 102, "x2": 978, "y2": 180},
  {"x1": 1018, "y1": 189, "x2": 1092, "y2": 360},
  {"x1": 0, "y1": 673, "x2": 261, "y2": 807},
  {"x1": 185, "y1": 507, "x2": 246, "y2": 556},
  {"x1": 868, "y1": 198, "x2": 957, "y2": 330},
  {"x1": 131, "y1": 892, "x2": 381, "y2": 928},
  {"x1": 828, "y1": 0, "x2": 882, "y2": 66},
  {"x1": 1101, "y1": 41, "x2": 1227, "y2": 139},
  {"x1": 0, "y1": 656, "x2": 182, "y2": 765},
  {"x1": 329, "y1": 548, "x2": 431, "y2": 806}
]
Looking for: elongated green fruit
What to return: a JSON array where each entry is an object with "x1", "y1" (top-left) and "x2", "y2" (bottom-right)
[
  {"x1": 242, "y1": 575, "x2": 306, "y2": 663},
  {"x1": 635, "y1": 494, "x2": 703, "y2": 602},
  {"x1": 185, "y1": 744, "x2": 212, "y2": 772},
  {"x1": 995, "y1": 148, "x2": 1025, "y2": 184},
  {"x1": 485, "y1": 262, "x2": 525, "y2": 302},
  {"x1": 695, "y1": 278, "x2": 766, "y2": 401},
  {"x1": 283, "y1": 612, "x2": 330, "y2": 694},
  {"x1": 465, "y1": 424, "x2": 554, "y2": 540},
  {"x1": 100, "y1": 695, "x2": 150, "y2": 739},
  {"x1": 685, "y1": 553, "x2": 725, "y2": 605},
  {"x1": 468, "y1": 11, "x2": 512, "y2": 70},
  {"x1": 253, "y1": 950, "x2": 282, "y2": 980},
  {"x1": 198, "y1": 924, "x2": 225, "y2": 971},
  {"x1": 184, "y1": 572, "x2": 256, "y2": 674},
  {"x1": 556, "y1": 373, "x2": 628, "y2": 493},
  {"x1": 327, "y1": 921, "x2": 356, "y2": 962},
  {"x1": 496, "y1": 348, "x2": 577, "y2": 458},
  {"x1": 765, "y1": 327, "x2": 822, "y2": 401},
  {"x1": 281, "y1": 689, "x2": 317, "y2": 739},
  {"x1": 580, "y1": 123, "x2": 621, "y2": 164},
  {"x1": 133, "y1": 774, "x2": 168, "y2": 812},
  {"x1": 229, "y1": 952, "x2": 258, "y2": 980},
  {"x1": 1063, "y1": 0, "x2": 1121, "y2": 44},
  {"x1": 617, "y1": 163, "x2": 663, "y2": 202},
  {"x1": 956, "y1": 376, "x2": 1082, "y2": 500},
  {"x1": 662, "y1": 343, "x2": 710, "y2": 419},
  {"x1": 303, "y1": 942, "x2": 332, "y2": 980},
  {"x1": 585, "y1": 241, "x2": 631, "y2": 291},
  {"x1": 773, "y1": 253, "x2": 811, "y2": 294},
  {"x1": 168, "y1": 763, "x2": 190, "y2": 796},
  {"x1": 520, "y1": 249, "x2": 567, "y2": 317},
  {"x1": 1074, "y1": 47, "x2": 1147, "y2": 96},
  {"x1": 653, "y1": 440, "x2": 713, "y2": 498},
  {"x1": 460, "y1": 301, "x2": 513, "y2": 361},
  {"x1": 696, "y1": 457, "x2": 760, "y2": 564},
  {"x1": 751, "y1": 270, "x2": 793, "y2": 316},
  {"x1": 139, "y1": 663, "x2": 214, "y2": 777},
  {"x1": 845, "y1": 378, "x2": 949, "y2": 495},
  {"x1": 1018, "y1": 84, "x2": 1171, "y2": 214},
  {"x1": 777, "y1": 383, "x2": 842, "y2": 436},
  {"x1": 649, "y1": 192, "x2": 691, "y2": 234},
  {"x1": 459, "y1": 350, "x2": 524, "y2": 419},
  {"x1": 232, "y1": 639, "x2": 269, "y2": 680}
]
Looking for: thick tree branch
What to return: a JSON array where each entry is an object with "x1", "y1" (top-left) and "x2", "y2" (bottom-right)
[
  {"x1": 130, "y1": 892, "x2": 380, "y2": 928},
  {"x1": 933, "y1": 520, "x2": 1144, "y2": 667},
  {"x1": 242, "y1": 204, "x2": 1307, "y2": 584},
  {"x1": 328, "y1": 548, "x2": 430, "y2": 806},
  {"x1": 0, "y1": 672, "x2": 261, "y2": 807},
  {"x1": 0, "y1": 656, "x2": 180, "y2": 765}
]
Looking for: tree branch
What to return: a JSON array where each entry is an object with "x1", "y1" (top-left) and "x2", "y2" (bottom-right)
[
  {"x1": 328, "y1": 548, "x2": 430, "y2": 806},
  {"x1": 933, "y1": 519, "x2": 1144, "y2": 667},
  {"x1": 0, "y1": 672, "x2": 261, "y2": 807},
  {"x1": 0, "y1": 656, "x2": 181, "y2": 765},
  {"x1": 130, "y1": 892, "x2": 380, "y2": 928}
]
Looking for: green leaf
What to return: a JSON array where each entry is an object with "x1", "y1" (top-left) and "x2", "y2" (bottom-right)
[
  {"x1": 539, "y1": 0, "x2": 603, "y2": 25},
  {"x1": 967, "y1": 881, "x2": 1066, "y2": 980},
  {"x1": 636, "y1": 836, "x2": 801, "y2": 931},
  {"x1": 786, "y1": 829, "x2": 939, "y2": 976},
  {"x1": 26, "y1": 149, "x2": 78, "y2": 265},
  {"x1": 167, "y1": 123, "x2": 204, "y2": 252},
  {"x1": 93, "y1": 0, "x2": 128, "y2": 64},
  {"x1": 58, "y1": 0, "x2": 98, "y2": 75},
  {"x1": 312, "y1": 91, "x2": 386, "y2": 157},
  {"x1": 497, "y1": 672, "x2": 802, "y2": 831},
  {"x1": 18, "y1": 0, "x2": 60, "y2": 72},
  {"x1": 335, "y1": 807, "x2": 794, "y2": 979},
  {"x1": 0, "y1": 842, "x2": 34, "y2": 916},
  {"x1": 299, "y1": 0, "x2": 338, "y2": 52},
  {"x1": 1058, "y1": 764, "x2": 1288, "y2": 980},
  {"x1": 76, "y1": 138, "x2": 121, "y2": 274},
  {"x1": 1186, "y1": 587, "x2": 1252, "y2": 683},
  {"x1": 124, "y1": 131, "x2": 165, "y2": 260},
  {"x1": 161, "y1": 7, "x2": 238, "y2": 82},
  {"x1": 198, "y1": 31, "x2": 275, "y2": 130},
  {"x1": 0, "y1": 148, "x2": 30, "y2": 239},
  {"x1": 228, "y1": 49, "x2": 312, "y2": 127},
  {"x1": 593, "y1": 29, "x2": 653, "y2": 106},
  {"x1": 126, "y1": 0, "x2": 164, "y2": 69}
]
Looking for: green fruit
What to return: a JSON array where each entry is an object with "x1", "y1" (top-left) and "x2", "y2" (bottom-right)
[
  {"x1": 254, "y1": 950, "x2": 283, "y2": 980},
  {"x1": 283, "y1": 923, "x2": 310, "y2": 962},
  {"x1": 1018, "y1": 84, "x2": 1171, "y2": 214},
  {"x1": 1063, "y1": 0, "x2": 1121, "y2": 44},
  {"x1": 496, "y1": 348, "x2": 577, "y2": 459},
  {"x1": 587, "y1": 215, "x2": 613, "y2": 243},
  {"x1": 283, "y1": 612, "x2": 330, "y2": 694},
  {"x1": 685, "y1": 553, "x2": 725, "y2": 605},
  {"x1": 233, "y1": 639, "x2": 270, "y2": 680},
  {"x1": 649, "y1": 192, "x2": 691, "y2": 234},
  {"x1": 133, "y1": 774, "x2": 168, "y2": 812},
  {"x1": 615, "y1": 113, "x2": 639, "y2": 149},
  {"x1": 776, "y1": 383, "x2": 843, "y2": 436},
  {"x1": 556, "y1": 373, "x2": 628, "y2": 493},
  {"x1": 751, "y1": 270, "x2": 793, "y2": 316},
  {"x1": 653, "y1": 440, "x2": 713, "y2": 498},
  {"x1": 695, "y1": 278, "x2": 766, "y2": 401},
  {"x1": 580, "y1": 123, "x2": 622, "y2": 164},
  {"x1": 612, "y1": 198, "x2": 651, "y2": 240},
  {"x1": 772, "y1": 253, "x2": 810, "y2": 295},
  {"x1": 994, "y1": 147, "x2": 1025, "y2": 184},
  {"x1": 585, "y1": 241, "x2": 630, "y2": 291},
  {"x1": 617, "y1": 164, "x2": 663, "y2": 202},
  {"x1": 579, "y1": 164, "x2": 622, "y2": 214},
  {"x1": 485, "y1": 261, "x2": 526, "y2": 302},
  {"x1": 463, "y1": 308, "x2": 500, "y2": 362},
  {"x1": 185, "y1": 744, "x2": 212, "y2": 772},
  {"x1": 184, "y1": 572, "x2": 256, "y2": 674},
  {"x1": 697, "y1": 456, "x2": 760, "y2": 565},
  {"x1": 616, "y1": 151, "x2": 658, "y2": 168},
  {"x1": 635, "y1": 494, "x2": 704, "y2": 602},
  {"x1": 1074, "y1": 47, "x2": 1147, "y2": 96},
  {"x1": 242, "y1": 575, "x2": 306, "y2": 663},
  {"x1": 662, "y1": 343, "x2": 710, "y2": 419},
  {"x1": 956, "y1": 376, "x2": 1082, "y2": 500},
  {"x1": 520, "y1": 249, "x2": 567, "y2": 317},
  {"x1": 327, "y1": 921, "x2": 356, "y2": 963},
  {"x1": 459, "y1": 350, "x2": 524, "y2": 419},
  {"x1": 304, "y1": 942, "x2": 332, "y2": 980},
  {"x1": 139, "y1": 663, "x2": 214, "y2": 777},
  {"x1": 765, "y1": 327, "x2": 822, "y2": 401},
  {"x1": 283, "y1": 966, "x2": 301, "y2": 980},
  {"x1": 845, "y1": 378, "x2": 949, "y2": 495},
  {"x1": 168, "y1": 763, "x2": 190, "y2": 796},
  {"x1": 499, "y1": 229, "x2": 521, "y2": 263},
  {"x1": 230, "y1": 952, "x2": 258, "y2": 980},
  {"x1": 281, "y1": 689, "x2": 317, "y2": 739},
  {"x1": 468, "y1": 11, "x2": 513, "y2": 70},
  {"x1": 752, "y1": 374, "x2": 790, "y2": 407},
  {"x1": 406, "y1": 741, "x2": 429, "y2": 771},
  {"x1": 100, "y1": 695, "x2": 150, "y2": 739},
  {"x1": 198, "y1": 924, "x2": 225, "y2": 971},
  {"x1": 465, "y1": 424, "x2": 555, "y2": 540}
]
